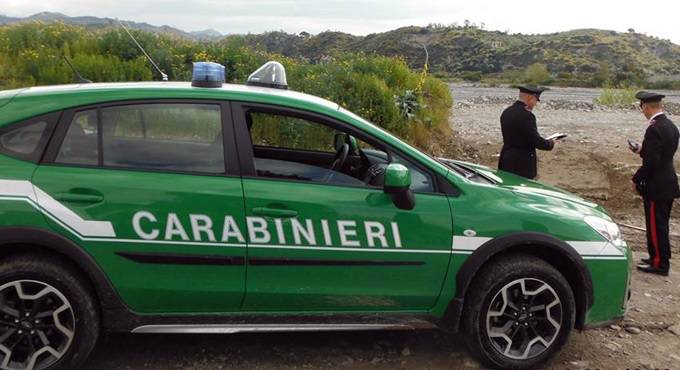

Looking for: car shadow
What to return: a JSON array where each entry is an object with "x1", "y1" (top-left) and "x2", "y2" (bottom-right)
[{"x1": 87, "y1": 329, "x2": 478, "y2": 369}]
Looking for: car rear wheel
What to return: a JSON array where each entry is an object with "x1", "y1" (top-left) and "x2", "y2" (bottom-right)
[
  {"x1": 0, "y1": 254, "x2": 99, "y2": 370},
  {"x1": 463, "y1": 254, "x2": 575, "y2": 369}
]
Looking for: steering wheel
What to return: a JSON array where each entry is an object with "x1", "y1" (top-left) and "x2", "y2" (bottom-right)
[{"x1": 330, "y1": 143, "x2": 349, "y2": 172}]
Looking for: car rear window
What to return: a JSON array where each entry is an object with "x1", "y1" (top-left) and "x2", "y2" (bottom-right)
[
  {"x1": 54, "y1": 103, "x2": 225, "y2": 174},
  {"x1": 0, "y1": 112, "x2": 59, "y2": 163},
  {"x1": 101, "y1": 103, "x2": 224, "y2": 174}
]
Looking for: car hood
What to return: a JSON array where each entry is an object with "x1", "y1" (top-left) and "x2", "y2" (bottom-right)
[{"x1": 442, "y1": 159, "x2": 602, "y2": 211}]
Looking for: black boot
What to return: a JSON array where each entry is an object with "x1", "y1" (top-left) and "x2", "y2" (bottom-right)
[{"x1": 637, "y1": 264, "x2": 669, "y2": 276}]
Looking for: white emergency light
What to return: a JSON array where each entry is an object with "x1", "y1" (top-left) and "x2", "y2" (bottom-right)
[
  {"x1": 192, "y1": 62, "x2": 225, "y2": 88},
  {"x1": 246, "y1": 61, "x2": 288, "y2": 89}
]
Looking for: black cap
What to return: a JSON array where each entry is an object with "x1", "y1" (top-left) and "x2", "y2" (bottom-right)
[
  {"x1": 516, "y1": 84, "x2": 548, "y2": 101},
  {"x1": 635, "y1": 91, "x2": 665, "y2": 103}
]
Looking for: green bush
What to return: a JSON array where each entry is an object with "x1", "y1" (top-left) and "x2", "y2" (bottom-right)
[
  {"x1": 0, "y1": 22, "x2": 452, "y2": 148},
  {"x1": 460, "y1": 71, "x2": 482, "y2": 82},
  {"x1": 594, "y1": 87, "x2": 638, "y2": 106},
  {"x1": 523, "y1": 63, "x2": 552, "y2": 85}
]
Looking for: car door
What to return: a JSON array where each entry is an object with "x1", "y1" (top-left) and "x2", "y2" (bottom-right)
[
  {"x1": 232, "y1": 102, "x2": 454, "y2": 312},
  {"x1": 32, "y1": 100, "x2": 248, "y2": 314}
]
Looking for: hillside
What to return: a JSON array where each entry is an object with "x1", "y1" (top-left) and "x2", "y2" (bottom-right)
[
  {"x1": 237, "y1": 26, "x2": 680, "y2": 87},
  {"x1": 0, "y1": 12, "x2": 222, "y2": 40},
  {"x1": 2, "y1": 13, "x2": 680, "y2": 87}
]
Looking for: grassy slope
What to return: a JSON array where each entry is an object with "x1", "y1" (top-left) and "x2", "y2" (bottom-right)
[{"x1": 237, "y1": 26, "x2": 680, "y2": 82}]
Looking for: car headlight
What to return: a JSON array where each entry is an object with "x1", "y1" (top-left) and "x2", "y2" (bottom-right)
[{"x1": 584, "y1": 216, "x2": 625, "y2": 247}]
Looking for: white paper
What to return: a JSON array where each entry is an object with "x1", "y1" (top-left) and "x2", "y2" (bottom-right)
[{"x1": 546, "y1": 132, "x2": 568, "y2": 141}]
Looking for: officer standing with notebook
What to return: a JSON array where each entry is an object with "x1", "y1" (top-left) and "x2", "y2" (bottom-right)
[
  {"x1": 498, "y1": 85, "x2": 556, "y2": 179},
  {"x1": 632, "y1": 91, "x2": 680, "y2": 276}
]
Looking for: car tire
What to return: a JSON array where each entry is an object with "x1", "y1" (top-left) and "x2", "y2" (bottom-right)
[
  {"x1": 0, "y1": 253, "x2": 100, "y2": 370},
  {"x1": 462, "y1": 254, "x2": 575, "y2": 369}
]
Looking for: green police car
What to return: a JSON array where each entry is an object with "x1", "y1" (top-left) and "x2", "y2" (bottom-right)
[{"x1": 0, "y1": 62, "x2": 629, "y2": 370}]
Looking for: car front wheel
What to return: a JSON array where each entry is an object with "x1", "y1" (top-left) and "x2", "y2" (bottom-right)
[{"x1": 463, "y1": 254, "x2": 576, "y2": 369}]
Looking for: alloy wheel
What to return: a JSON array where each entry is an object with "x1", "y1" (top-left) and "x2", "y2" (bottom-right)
[
  {"x1": 0, "y1": 280, "x2": 75, "y2": 370},
  {"x1": 485, "y1": 278, "x2": 562, "y2": 360}
]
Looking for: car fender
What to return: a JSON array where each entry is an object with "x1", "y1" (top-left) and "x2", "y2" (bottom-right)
[
  {"x1": 0, "y1": 227, "x2": 128, "y2": 313},
  {"x1": 442, "y1": 231, "x2": 594, "y2": 332}
]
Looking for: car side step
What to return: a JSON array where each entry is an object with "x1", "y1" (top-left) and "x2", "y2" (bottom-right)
[{"x1": 132, "y1": 321, "x2": 436, "y2": 334}]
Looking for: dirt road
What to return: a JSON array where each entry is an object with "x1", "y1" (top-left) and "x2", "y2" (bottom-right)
[{"x1": 85, "y1": 85, "x2": 680, "y2": 369}]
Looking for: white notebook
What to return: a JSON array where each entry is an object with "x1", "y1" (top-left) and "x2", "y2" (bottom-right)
[{"x1": 546, "y1": 132, "x2": 568, "y2": 141}]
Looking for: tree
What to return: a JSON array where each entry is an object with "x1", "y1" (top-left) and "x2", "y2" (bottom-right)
[
  {"x1": 592, "y1": 62, "x2": 612, "y2": 87},
  {"x1": 523, "y1": 63, "x2": 551, "y2": 84}
]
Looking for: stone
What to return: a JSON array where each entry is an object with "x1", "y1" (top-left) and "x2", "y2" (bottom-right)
[
  {"x1": 569, "y1": 360, "x2": 591, "y2": 368},
  {"x1": 401, "y1": 347, "x2": 411, "y2": 357},
  {"x1": 669, "y1": 324, "x2": 680, "y2": 336},
  {"x1": 604, "y1": 342, "x2": 620, "y2": 351},
  {"x1": 625, "y1": 326, "x2": 641, "y2": 334},
  {"x1": 609, "y1": 324, "x2": 621, "y2": 331}
]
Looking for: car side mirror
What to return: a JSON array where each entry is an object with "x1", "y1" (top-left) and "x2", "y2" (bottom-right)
[{"x1": 384, "y1": 163, "x2": 415, "y2": 210}]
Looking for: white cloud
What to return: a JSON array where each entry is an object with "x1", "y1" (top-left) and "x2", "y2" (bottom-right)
[{"x1": 2, "y1": 0, "x2": 679, "y2": 43}]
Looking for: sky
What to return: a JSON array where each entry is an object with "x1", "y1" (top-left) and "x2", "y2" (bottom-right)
[{"x1": 2, "y1": 0, "x2": 680, "y2": 44}]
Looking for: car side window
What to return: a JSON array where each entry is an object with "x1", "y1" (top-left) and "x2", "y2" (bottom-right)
[
  {"x1": 245, "y1": 110, "x2": 435, "y2": 192},
  {"x1": 248, "y1": 111, "x2": 373, "y2": 186},
  {"x1": 55, "y1": 109, "x2": 99, "y2": 166},
  {"x1": 250, "y1": 112, "x2": 337, "y2": 152},
  {"x1": 100, "y1": 103, "x2": 224, "y2": 174}
]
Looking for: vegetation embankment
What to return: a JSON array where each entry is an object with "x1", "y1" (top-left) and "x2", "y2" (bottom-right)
[{"x1": 0, "y1": 23, "x2": 452, "y2": 147}]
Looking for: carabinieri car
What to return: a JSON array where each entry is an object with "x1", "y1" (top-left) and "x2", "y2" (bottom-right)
[{"x1": 0, "y1": 62, "x2": 630, "y2": 370}]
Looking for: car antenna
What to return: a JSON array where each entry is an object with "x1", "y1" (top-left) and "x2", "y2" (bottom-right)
[
  {"x1": 117, "y1": 19, "x2": 168, "y2": 81},
  {"x1": 62, "y1": 54, "x2": 92, "y2": 84}
]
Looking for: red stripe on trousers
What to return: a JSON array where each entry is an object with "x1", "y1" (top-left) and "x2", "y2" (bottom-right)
[{"x1": 650, "y1": 201, "x2": 661, "y2": 268}]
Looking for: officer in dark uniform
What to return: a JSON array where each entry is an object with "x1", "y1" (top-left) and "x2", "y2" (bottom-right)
[
  {"x1": 632, "y1": 91, "x2": 680, "y2": 276},
  {"x1": 498, "y1": 85, "x2": 555, "y2": 179}
]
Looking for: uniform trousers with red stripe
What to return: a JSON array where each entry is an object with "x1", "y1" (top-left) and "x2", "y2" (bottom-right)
[{"x1": 643, "y1": 198, "x2": 673, "y2": 269}]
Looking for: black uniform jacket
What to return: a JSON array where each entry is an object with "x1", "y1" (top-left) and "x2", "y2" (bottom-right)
[
  {"x1": 633, "y1": 114, "x2": 680, "y2": 200},
  {"x1": 498, "y1": 101, "x2": 554, "y2": 179}
]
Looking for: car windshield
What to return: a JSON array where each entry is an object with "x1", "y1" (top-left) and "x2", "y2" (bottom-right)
[{"x1": 338, "y1": 107, "x2": 449, "y2": 170}]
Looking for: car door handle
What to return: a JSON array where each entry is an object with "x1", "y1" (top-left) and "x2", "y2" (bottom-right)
[
  {"x1": 252, "y1": 207, "x2": 298, "y2": 218},
  {"x1": 53, "y1": 193, "x2": 104, "y2": 204}
]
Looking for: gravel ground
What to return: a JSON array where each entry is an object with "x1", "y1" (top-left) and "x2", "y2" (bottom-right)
[
  {"x1": 449, "y1": 83, "x2": 680, "y2": 104},
  {"x1": 84, "y1": 85, "x2": 680, "y2": 369}
]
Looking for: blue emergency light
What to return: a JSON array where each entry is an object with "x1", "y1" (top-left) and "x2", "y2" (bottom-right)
[{"x1": 191, "y1": 62, "x2": 225, "y2": 88}]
